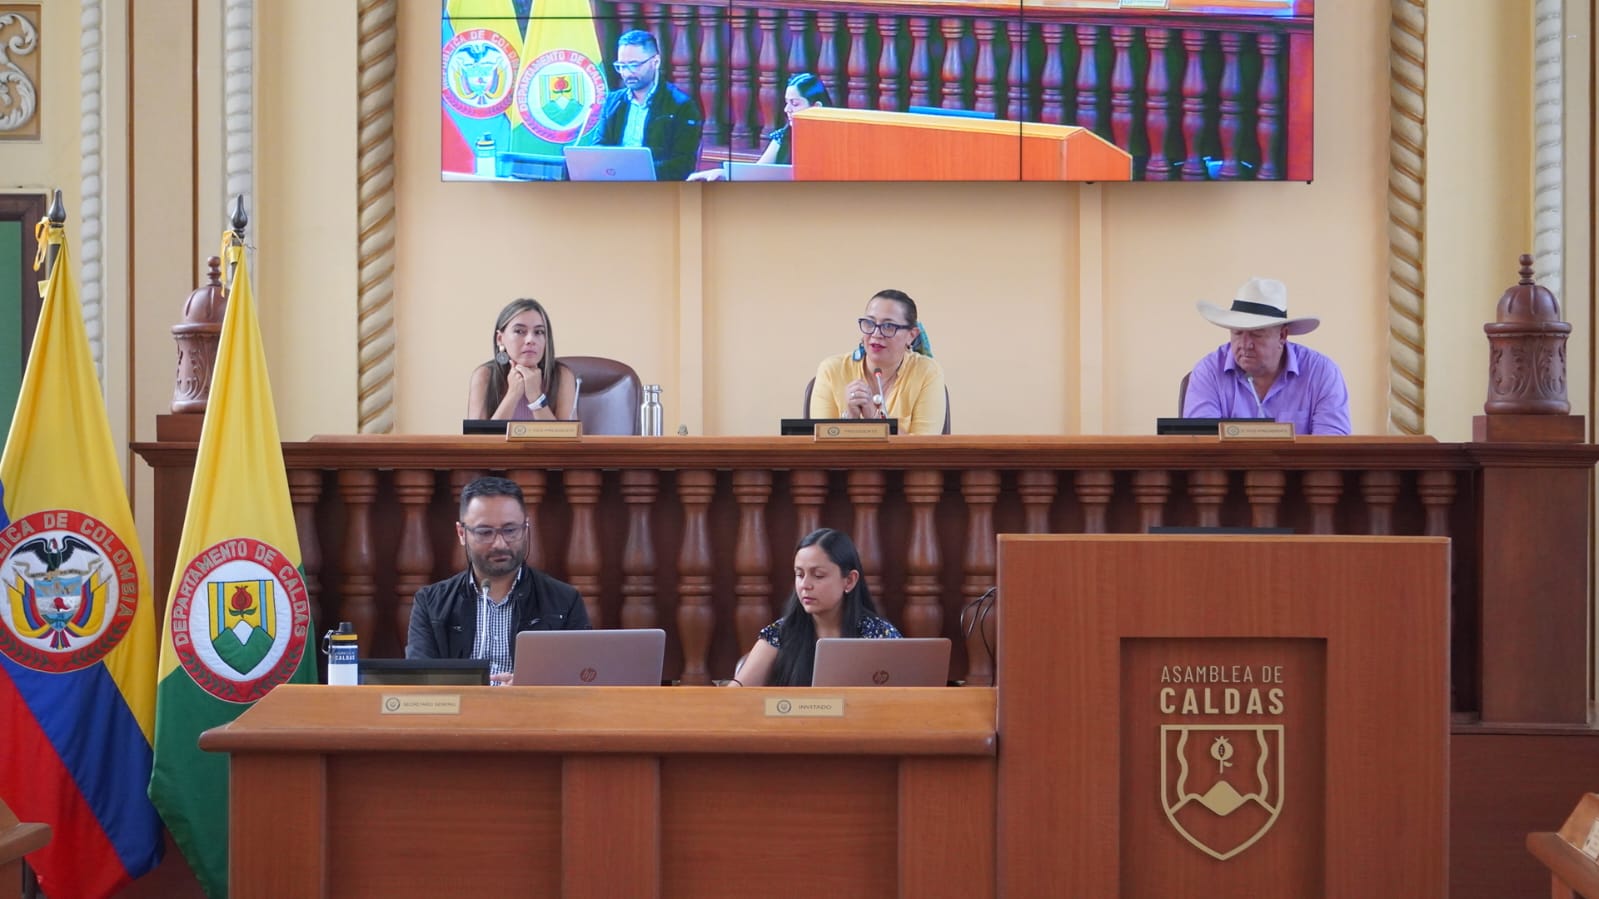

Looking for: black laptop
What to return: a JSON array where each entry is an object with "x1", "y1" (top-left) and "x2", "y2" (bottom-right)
[{"x1": 780, "y1": 418, "x2": 899, "y2": 436}]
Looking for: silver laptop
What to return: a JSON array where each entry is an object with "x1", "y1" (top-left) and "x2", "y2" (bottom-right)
[
  {"x1": 811, "y1": 637, "x2": 951, "y2": 687},
  {"x1": 725, "y1": 161, "x2": 795, "y2": 182},
  {"x1": 510, "y1": 628, "x2": 666, "y2": 686},
  {"x1": 563, "y1": 145, "x2": 656, "y2": 182}
]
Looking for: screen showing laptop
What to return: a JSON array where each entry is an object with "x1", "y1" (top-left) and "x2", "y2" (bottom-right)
[
  {"x1": 510, "y1": 628, "x2": 666, "y2": 686},
  {"x1": 779, "y1": 418, "x2": 900, "y2": 437},
  {"x1": 563, "y1": 146, "x2": 656, "y2": 182},
  {"x1": 1155, "y1": 417, "x2": 1273, "y2": 436},
  {"x1": 357, "y1": 658, "x2": 491, "y2": 686},
  {"x1": 810, "y1": 637, "x2": 951, "y2": 687}
]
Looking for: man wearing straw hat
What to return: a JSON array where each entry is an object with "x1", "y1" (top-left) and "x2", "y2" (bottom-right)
[{"x1": 1181, "y1": 277, "x2": 1351, "y2": 435}]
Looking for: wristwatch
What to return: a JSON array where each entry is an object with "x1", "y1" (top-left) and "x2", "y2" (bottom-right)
[{"x1": 528, "y1": 393, "x2": 548, "y2": 410}]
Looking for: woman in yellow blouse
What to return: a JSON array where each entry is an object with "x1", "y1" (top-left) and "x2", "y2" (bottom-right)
[{"x1": 809, "y1": 289, "x2": 947, "y2": 434}]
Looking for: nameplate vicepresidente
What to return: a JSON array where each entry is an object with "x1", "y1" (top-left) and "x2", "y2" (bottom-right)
[
  {"x1": 764, "y1": 696, "x2": 845, "y2": 717},
  {"x1": 506, "y1": 421, "x2": 582, "y2": 441},
  {"x1": 1218, "y1": 421, "x2": 1295, "y2": 441},
  {"x1": 814, "y1": 422, "x2": 890, "y2": 442},
  {"x1": 379, "y1": 694, "x2": 462, "y2": 715}
]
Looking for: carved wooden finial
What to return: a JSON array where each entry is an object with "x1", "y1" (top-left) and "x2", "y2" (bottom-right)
[
  {"x1": 171, "y1": 256, "x2": 228, "y2": 413},
  {"x1": 1484, "y1": 253, "x2": 1571, "y2": 417},
  {"x1": 1517, "y1": 254, "x2": 1535, "y2": 285}
]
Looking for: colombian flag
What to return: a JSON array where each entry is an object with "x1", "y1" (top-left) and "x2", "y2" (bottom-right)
[
  {"x1": 0, "y1": 216, "x2": 163, "y2": 895},
  {"x1": 148, "y1": 232, "x2": 316, "y2": 898}
]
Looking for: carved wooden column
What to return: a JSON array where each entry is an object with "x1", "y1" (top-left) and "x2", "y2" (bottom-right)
[
  {"x1": 877, "y1": 15, "x2": 902, "y2": 111},
  {"x1": 697, "y1": 12, "x2": 723, "y2": 142},
  {"x1": 907, "y1": 17, "x2": 933, "y2": 108},
  {"x1": 676, "y1": 471, "x2": 716, "y2": 685},
  {"x1": 1216, "y1": 30, "x2": 1243, "y2": 179},
  {"x1": 973, "y1": 20, "x2": 997, "y2": 115},
  {"x1": 902, "y1": 469, "x2": 944, "y2": 638},
  {"x1": 1186, "y1": 470, "x2": 1228, "y2": 527},
  {"x1": 1018, "y1": 470, "x2": 1056, "y2": 533},
  {"x1": 620, "y1": 470, "x2": 659, "y2": 631},
  {"x1": 1144, "y1": 28, "x2": 1174, "y2": 179},
  {"x1": 1109, "y1": 26, "x2": 1136, "y2": 148},
  {"x1": 845, "y1": 13, "x2": 872, "y2": 109},
  {"x1": 447, "y1": 469, "x2": 485, "y2": 573},
  {"x1": 938, "y1": 19, "x2": 967, "y2": 108},
  {"x1": 786, "y1": 10, "x2": 812, "y2": 74},
  {"x1": 1255, "y1": 31, "x2": 1282, "y2": 180},
  {"x1": 669, "y1": 5, "x2": 695, "y2": 97},
  {"x1": 1360, "y1": 470, "x2": 1401, "y2": 535},
  {"x1": 1039, "y1": 23, "x2": 1066, "y2": 125},
  {"x1": 393, "y1": 469, "x2": 437, "y2": 651},
  {"x1": 1417, "y1": 470, "x2": 1456, "y2": 537},
  {"x1": 506, "y1": 469, "x2": 547, "y2": 572},
  {"x1": 1302, "y1": 470, "x2": 1343, "y2": 534},
  {"x1": 961, "y1": 470, "x2": 1000, "y2": 686},
  {"x1": 815, "y1": 13, "x2": 841, "y2": 104},
  {"x1": 733, "y1": 470, "x2": 774, "y2": 653},
  {"x1": 1004, "y1": 20, "x2": 1027, "y2": 121},
  {"x1": 1071, "y1": 24, "x2": 1097, "y2": 129},
  {"x1": 791, "y1": 470, "x2": 829, "y2": 538},
  {"x1": 755, "y1": 9, "x2": 782, "y2": 133},
  {"x1": 1074, "y1": 470, "x2": 1114, "y2": 533},
  {"x1": 1245, "y1": 469, "x2": 1286, "y2": 529},
  {"x1": 564, "y1": 470, "x2": 605, "y2": 627},
  {"x1": 1132, "y1": 470, "x2": 1170, "y2": 532},
  {"x1": 848, "y1": 470, "x2": 887, "y2": 601},
  {"x1": 287, "y1": 469, "x2": 324, "y2": 626},
  {"x1": 337, "y1": 469, "x2": 379, "y2": 642},
  {"x1": 1179, "y1": 29, "x2": 1210, "y2": 180},
  {"x1": 729, "y1": 9, "x2": 754, "y2": 147}
]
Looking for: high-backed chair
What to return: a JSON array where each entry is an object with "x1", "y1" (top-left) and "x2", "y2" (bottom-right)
[
  {"x1": 0, "y1": 798, "x2": 50, "y2": 899},
  {"x1": 559, "y1": 356, "x2": 643, "y2": 436},
  {"x1": 802, "y1": 377, "x2": 952, "y2": 434},
  {"x1": 1178, "y1": 372, "x2": 1191, "y2": 414}
]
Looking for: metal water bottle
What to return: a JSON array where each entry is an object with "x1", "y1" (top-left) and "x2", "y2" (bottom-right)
[
  {"x1": 639, "y1": 384, "x2": 664, "y2": 437},
  {"x1": 474, "y1": 133, "x2": 497, "y2": 177},
  {"x1": 324, "y1": 620, "x2": 359, "y2": 686}
]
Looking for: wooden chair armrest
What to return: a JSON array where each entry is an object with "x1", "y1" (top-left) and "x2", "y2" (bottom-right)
[
  {"x1": 1528, "y1": 831, "x2": 1599, "y2": 898},
  {"x1": 0, "y1": 822, "x2": 51, "y2": 863}
]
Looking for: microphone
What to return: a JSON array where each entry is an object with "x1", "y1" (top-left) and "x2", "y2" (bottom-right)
[
  {"x1": 571, "y1": 375, "x2": 583, "y2": 417},
  {"x1": 872, "y1": 368, "x2": 887, "y2": 419},
  {"x1": 479, "y1": 576, "x2": 491, "y2": 602}
]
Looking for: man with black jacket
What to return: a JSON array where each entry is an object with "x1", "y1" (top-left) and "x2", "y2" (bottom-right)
[
  {"x1": 406, "y1": 476, "x2": 589, "y2": 683},
  {"x1": 595, "y1": 29, "x2": 703, "y2": 181}
]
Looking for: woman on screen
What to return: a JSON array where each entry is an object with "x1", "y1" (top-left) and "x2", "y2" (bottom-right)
[
  {"x1": 809, "y1": 289, "x2": 947, "y2": 434},
  {"x1": 466, "y1": 298, "x2": 578, "y2": 421},
  {"x1": 687, "y1": 73, "x2": 833, "y2": 181},
  {"x1": 728, "y1": 528, "x2": 901, "y2": 688}
]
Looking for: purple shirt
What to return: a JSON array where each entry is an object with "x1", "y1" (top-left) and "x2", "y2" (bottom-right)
[{"x1": 1182, "y1": 342, "x2": 1351, "y2": 435}]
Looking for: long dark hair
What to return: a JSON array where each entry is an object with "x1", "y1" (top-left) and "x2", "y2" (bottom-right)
[
  {"x1": 787, "y1": 72, "x2": 833, "y2": 108},
  {"x1": 484, "y1": 298, "x2": 561, "y2": 414},
  {"x1": 768, "y1": 528, "x2": 881, "y2": 687}
]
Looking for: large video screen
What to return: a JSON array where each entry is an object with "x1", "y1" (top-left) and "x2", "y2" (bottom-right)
[{"x1": 441, "y1": 0, "x2": 1313, "y2": 183}]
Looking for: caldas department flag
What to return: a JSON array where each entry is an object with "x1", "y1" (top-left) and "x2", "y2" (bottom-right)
[
  {"x1": 515, "y1": 0, "x2": 609, "y2": 149},
  {"x1": 148, "y1": 234, "x2": 315, "y2": 898},
  {"x1": 0, "y1": 218, "x2": 163, "y2": 897}
]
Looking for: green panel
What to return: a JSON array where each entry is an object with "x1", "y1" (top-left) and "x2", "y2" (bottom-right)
[{"x1": 0, "y1": 220, "x2": 21, "y2": 440}]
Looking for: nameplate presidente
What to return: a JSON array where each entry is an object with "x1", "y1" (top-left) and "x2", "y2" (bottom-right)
[
  {"x1": 379, "y1": 693, "x2": 463, "y2": 715},
  {"x1": 814, "y1": 422, "x2": 891, "y2": 442},
  {"x1": 507, "y1": 420, "x2": 582, "y2": 441}
]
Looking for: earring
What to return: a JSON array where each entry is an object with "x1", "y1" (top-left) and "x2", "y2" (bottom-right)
[
  {"x1": 495, "y1": 347, "x2": 509, "y2": 365},
  {"x1": 851, "y1": 340, "x2": 865, "y2": 362}
]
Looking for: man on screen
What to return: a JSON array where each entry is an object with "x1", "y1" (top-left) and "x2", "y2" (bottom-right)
[
  {"x1": 407, "y1": 476, "x2": 590, "y2": 683},
  {"x1": 595, "y1": 30, "x2": 703, "y2": 181},
  {"x1": 1181, "y1": 277, "x2": 1351, "y2": 435}
]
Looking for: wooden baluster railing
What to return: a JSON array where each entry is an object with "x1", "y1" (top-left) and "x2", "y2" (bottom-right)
[
  {"x1": 287, "y1": 469, "x2": 324, "y2": 627},
  {"x1": 565, "y1": 470, "x2": 605, "y2": 627},
  {"x1": 1302, "y1": 470, "x2": 1344, "y2": 534},
  {"x1": 337, "y1": 469, "x2": 378, "y2": 643},
  {"x1": 973, "y1": 20, "x2": 997, "y2": 116},
  {"x1": 1003, "y1": 20, "x2": 1026, "y2": 120},
  {"x1": 668, "y1": 6, "x2": 694, "y2": 98},
  {"x1": 676, "y1": 471, "x2": 716, "y2": 684},
  {"x1": 733, "y1": 470, "x2": 773, "y2": 653},
  {"x1": 1133, "y1": 470, "x2": 1171, "y2": 532},
  {"x1": 938, "y1": 19, "x2": 967, "y2": 109},
  {"x1": 1417, "y1": 471, "x2": 1457, "y2": 537},
  {"x1": 1216, "y1": 30, "x2": 1243, "y2": 180},
  {"x1": 1018, "y1": 470, "x2": 1058, "y2": 533},
  {"x1": 755, "y1": 9, "x2": 782, "y2": 135},
  {"x1": 907, "y1": 17, "x2": 932, "y2": 108},
  {"x1": 902, "y1": 470, "x2": 944, "y2": 638},
  {"x1": 961, "y1": 470, "x2": 1000, "y2": 686},
  {"x1": 1109, "y1": 26, "x2": 1136, "y2": 149},
  {"x1": 786, "y1": 10, "x2": 811, "y2": 78},
  {"x1": 729, "y1": 9, "x2": 754, "y2": 147},
  {"x1": 620, "y1": 470, "x2": 659, "y2": 631},
  {"x1": 1245, "y1": 469, "x2": 1286, "y2": 529},
  {"x1": 1038, "y1": 23, "x2": 1066, "y2": 125},
  {"x1": 506, "y1": 469, "x2": 547, "y2": 571},
  {"x1": 616, "y1": 2, "x2": 639, "y2": 31},
  {"x1": 393, "y1": 470, "x2": 437, "y2": 652},
  {"x1": 816, "y1": 13, "x2": 841, "y2": 105},
  {"x1": 447, "y1": 469, "x2": 483, "y2": 573},
  {"x1": 1071, "y1": 24, "x2": 1098, "y2": 130},
  {"x1": 1179, "y1": 29, "x2": 1210, "y2": 180},
  {"x1": 848, "y1": 469, "x2": 887, "y2": 603},
  {"x1": 877, "y1": 15, "x2": 902, "y2": 111},
  {"x1": 1360, "y1": 471, "x2": 1402, "y2": 536},
  {"x1": 791, "y1": 470, "x2": 829, "y2": 538},
  {"x1": 1075, "y1": 470, "x2": 1115, "y2": 533},
  {"x1": 1255, "y1": 32, "x2": 1282, "y2": 180},
  {"x1": 846, "y1": 13, "x2": 873, "y2": 109},
  {"x1": 1144, "y1": 28, "x2": 1174, "y2": 180},
  {"x1": 698, "y1": 11, "x2": 724, "y2": 142},
  {"x1": 1187, "y1": 470, "x2": 1228, "y2": 527}
]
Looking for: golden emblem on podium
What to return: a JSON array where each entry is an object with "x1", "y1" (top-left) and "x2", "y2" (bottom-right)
[{"x1": 1160, "y1": 724, "x2": 1284, "y2": 860}]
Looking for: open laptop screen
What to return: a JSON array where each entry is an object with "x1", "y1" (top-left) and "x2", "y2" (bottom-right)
[
  {"x1": 810, "y1": 638, "x2": 951, "y2": 687},
  {"x1": 510, "y1": 629, "x2": 666, "y2": 686}
]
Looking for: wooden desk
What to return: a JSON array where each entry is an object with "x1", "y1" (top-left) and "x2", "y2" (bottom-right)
[{"x1": 201, "y1": 685, "x2": 996, "y2": 898}]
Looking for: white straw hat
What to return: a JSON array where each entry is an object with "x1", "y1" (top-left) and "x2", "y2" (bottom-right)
[{"x1": 1196, "y1": 277, "x2": 1320, "y2": 336}]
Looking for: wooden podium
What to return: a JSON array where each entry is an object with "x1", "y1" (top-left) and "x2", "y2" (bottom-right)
[
  {"x1": 996, "y1": 535, "x2": 1449, "y2": 897},
  {"x1": 790, "y1": 107, "x2": 1133, "y2": 181},
  {"x1": 201, "y1": 685, "x2": 996, "y2": 898}
]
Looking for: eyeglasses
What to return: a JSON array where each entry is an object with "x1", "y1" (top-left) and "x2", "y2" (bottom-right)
[
  {"x1": 461, "y1": 522, "x2": 528, "y2": 544},
  {"x1": 613, "y1": 55, "x2": 658, "y2": 74},
  {"x1": 858, "y1": 317, "x2": 911, "y2": 338}
]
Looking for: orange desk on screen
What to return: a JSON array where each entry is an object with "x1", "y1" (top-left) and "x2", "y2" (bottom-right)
[{"x1": 789, "y1": 107, "x2": 1132, "y2": 182}]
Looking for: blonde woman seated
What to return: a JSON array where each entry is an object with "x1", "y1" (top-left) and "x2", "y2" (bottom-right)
[
  {"x1": 467, "y1": 298, "x2": 578, "y2": 420},
  {"x1": 810, "y1": 289, "x2": 947, "y2": 434},
  {"x1": 729, "y1": 528, "x2": 901, "y2": 688}
]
